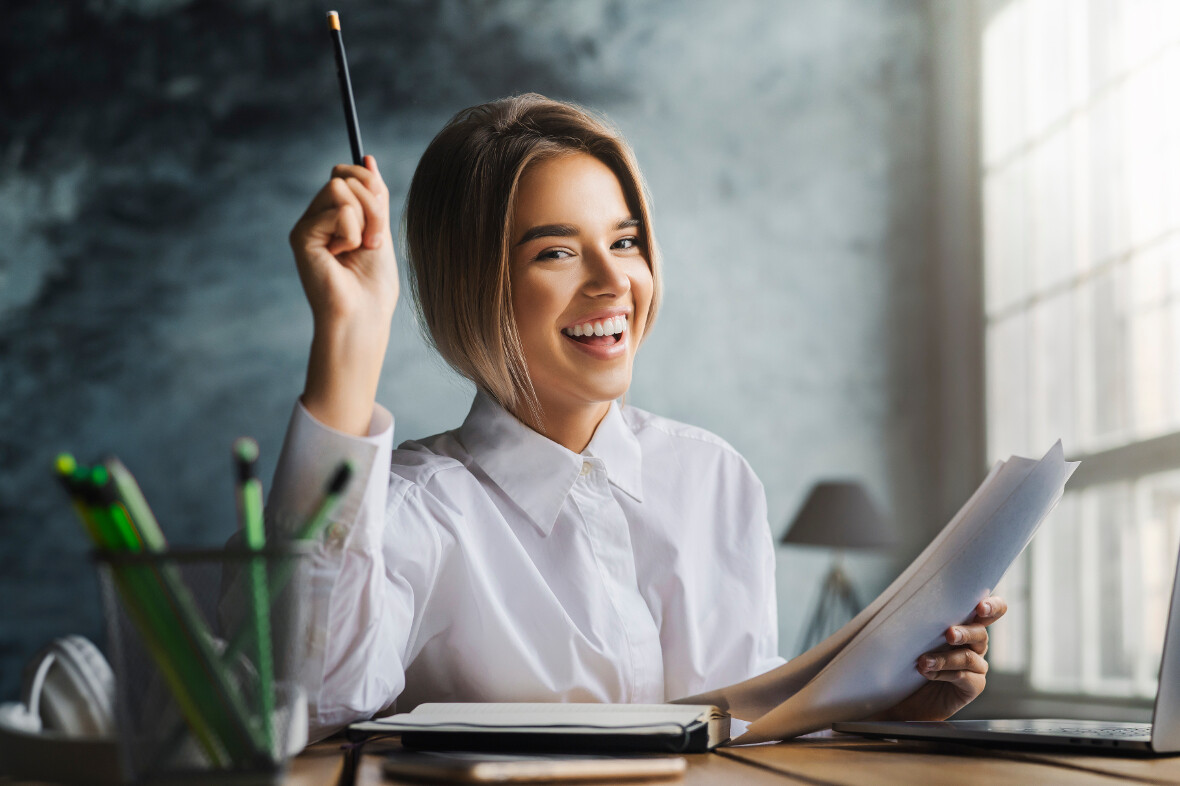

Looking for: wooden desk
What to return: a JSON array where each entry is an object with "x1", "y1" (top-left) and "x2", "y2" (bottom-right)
[{"x1": 288, "y1": 734, "x2": 1180, "y2": 785}]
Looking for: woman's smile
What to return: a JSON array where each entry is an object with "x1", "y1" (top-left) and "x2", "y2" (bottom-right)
[{"x1": 560, "y1": 311, "x2": 629, "y2": 357}]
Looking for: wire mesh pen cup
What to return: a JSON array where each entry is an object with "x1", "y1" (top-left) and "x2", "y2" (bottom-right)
[{"x1": 95, "y1": 544, "x2": 312, "y2": 785}]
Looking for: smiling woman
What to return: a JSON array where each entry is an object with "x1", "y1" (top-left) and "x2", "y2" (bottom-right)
[
  {"x1": 274, "y1": 93, "x2": 1006, "y2": 742},
  {"x1": 402, "y1": 96, "x2": 661, "y2": 441}
]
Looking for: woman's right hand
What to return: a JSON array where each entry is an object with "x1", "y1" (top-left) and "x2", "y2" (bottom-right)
[{"x1": 289, "y1": 155, "x2": 399, "y2": 436}]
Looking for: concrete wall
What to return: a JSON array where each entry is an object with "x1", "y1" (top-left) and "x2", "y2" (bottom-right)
[{"x1": 0, "y1": 0, "x2": 937, "y2": 697}]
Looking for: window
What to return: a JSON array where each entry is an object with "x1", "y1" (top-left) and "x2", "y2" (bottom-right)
[{"x1": 983, "y1": 0, "x2": 1180, "y2": 698}]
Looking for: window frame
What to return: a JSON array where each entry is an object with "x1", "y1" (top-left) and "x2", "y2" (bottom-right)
[{"x1": 942, "y1": 0, "x2": 1178, "y2": 715}]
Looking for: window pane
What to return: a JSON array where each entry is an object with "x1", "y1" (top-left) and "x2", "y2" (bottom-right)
[
  {"x1": 1081, "y1": 266, "x2": 1130, "y2": 449},
  {"x1": 984, "y1": 160, "x2": 1031, "y2": 315},
  {"x1": 1088, "y1": 84, "x2": 1129, "y2": 265},
  {"x1": 1025, "y1": 0, "x2": 1072, "y2": 139},
  {"x1": 983, "y1": 0, "x2": 1028, "y2": 165},
  {"x1": 1128, "y1": 248, "x2": 1171, "y2": 437},
  {"x1": 1166, "y1": 49, "x2": 1180, "y2": 232},
  {"x1": 1030, "y1": 290, "x2": 1078, "y2": 450},
  {"x1": 1093, "y1": 484, "x2": 1134, "y2": 690},
  {"x1": 1029, "y1": 126, "x2": 1076, "y2": 294},
  {"x1": 988, "y1": 313, "x2": 1030, "y2": 460},
  {"x1": 1031, "y1": 493, "x2": 1082, "y2": 690},
  {"x1": 1124, "y1": 58, "x2": 1169, "y2": 248}
]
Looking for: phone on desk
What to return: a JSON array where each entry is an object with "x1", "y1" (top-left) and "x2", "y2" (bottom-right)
[{"x1": 381, "y1": 750, "x2": 687, "y2": 783}]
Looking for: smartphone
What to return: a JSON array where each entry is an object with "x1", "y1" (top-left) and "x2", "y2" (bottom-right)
[{"x1": 381, "y1": 750, "x2": 687, "y2": 783}]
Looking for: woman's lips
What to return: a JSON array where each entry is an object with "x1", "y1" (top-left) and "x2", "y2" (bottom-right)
[{"x1": 562, "y1": 330, "x2": 627, "y2": 359}]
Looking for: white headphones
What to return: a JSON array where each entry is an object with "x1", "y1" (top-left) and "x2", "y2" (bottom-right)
[
  {"x1": 0, "y1": 636, "x2": 121, "y2": 784},
  {"x1": 0, "y1": 634, "x2": 306, "y2": 783},
  {"x1": 0, "y1": 635, "x2": 116, "y2": 738}
]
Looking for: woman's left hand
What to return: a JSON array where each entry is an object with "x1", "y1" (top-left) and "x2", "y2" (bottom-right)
[{"x1": 875, "y1": 595, "x2": 1008, "y2": 722}]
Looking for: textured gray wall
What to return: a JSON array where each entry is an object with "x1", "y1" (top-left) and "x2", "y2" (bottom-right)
[{"x1": 0, "y1": 0, "x2": 935, "y2": 697}]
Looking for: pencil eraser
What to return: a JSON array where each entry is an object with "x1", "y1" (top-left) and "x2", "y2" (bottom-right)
[{"x1": 327, "y1": 11, "x2": 340, "y2": 30}]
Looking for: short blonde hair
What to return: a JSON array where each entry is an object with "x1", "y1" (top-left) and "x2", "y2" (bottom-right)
[{"x1": 404, "y1": 94, "x2": 662, "y2": 421}]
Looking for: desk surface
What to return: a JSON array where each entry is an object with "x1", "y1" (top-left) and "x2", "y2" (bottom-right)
[{"x1": 289, "y1": 734, "x2": 1180, "y2": 786}]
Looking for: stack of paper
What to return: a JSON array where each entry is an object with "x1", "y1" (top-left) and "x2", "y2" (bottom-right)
[{"x1": 675, "y1": 441, "x2": 1078, "y2": 744}]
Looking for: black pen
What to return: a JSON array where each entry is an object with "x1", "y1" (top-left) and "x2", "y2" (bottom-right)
[{"x1": 327, "y1": 10, "x2": 364, "y2": 165}]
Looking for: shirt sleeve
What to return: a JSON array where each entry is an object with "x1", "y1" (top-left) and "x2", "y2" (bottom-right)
[
  {"x1": 266, "y1": 399, "x2": 409, "y2": 741},
  {"x1": 743, "y1": 466, "x2": 788, "y2": 677}
]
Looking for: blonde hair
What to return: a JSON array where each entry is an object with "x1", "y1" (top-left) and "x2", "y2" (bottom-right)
[{"x1": 404, "y1": 93, "x2": 662, "y2": 422}]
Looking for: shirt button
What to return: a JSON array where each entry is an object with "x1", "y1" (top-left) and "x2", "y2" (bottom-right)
[{"x1": 580, "y1": 461, "x2": 592, "y2": 476}]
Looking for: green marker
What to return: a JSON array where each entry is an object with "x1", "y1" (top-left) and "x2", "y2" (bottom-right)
[
  {"x1": 221, "y1": 459, "x2": 355, "y2": 666},
  {"x1": 234, "y1": 437, "x2": 275, "y2": 756},
  {"x1": 105, "y1": 456, "x2": 167, "y2": 551},
  {"x1": 82, "y1": 464, "x2": 235, "y2": 765}
]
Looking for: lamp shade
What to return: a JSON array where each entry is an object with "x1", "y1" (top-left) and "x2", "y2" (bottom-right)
[{"x1": 781, "y1": 481, "x2": 894, "y2": 549}]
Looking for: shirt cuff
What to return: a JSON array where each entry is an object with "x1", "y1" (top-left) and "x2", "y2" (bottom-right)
[{"x1": 267, "y1": 399, "x2": 393, "y2": 536}]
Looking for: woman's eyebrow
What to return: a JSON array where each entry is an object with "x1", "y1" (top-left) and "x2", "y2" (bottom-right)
[
  {"x1": 515, "y1": 218, "x2": 641, "y2": 246},
  {"x1": 515, "y1": 224, "x2": 577, "y2": 246}
]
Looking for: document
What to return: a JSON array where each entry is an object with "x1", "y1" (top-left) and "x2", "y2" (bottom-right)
[{"x1": 675, "y1": 441, "x2": 1078, "y2": 744}]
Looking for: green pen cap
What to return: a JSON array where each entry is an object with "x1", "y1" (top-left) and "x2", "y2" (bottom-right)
[{"x1": 55, "y1": 453, "x2": 77, "y2": 477}]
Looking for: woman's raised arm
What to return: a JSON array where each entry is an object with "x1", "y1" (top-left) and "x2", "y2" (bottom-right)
[{"x1": 289, "y1": 155, "x2": 398, "y2": 436}]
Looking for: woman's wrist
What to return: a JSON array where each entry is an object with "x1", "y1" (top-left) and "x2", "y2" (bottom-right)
[{"x1": 302, "y1": 313, "x2": 391, "y2": 436}]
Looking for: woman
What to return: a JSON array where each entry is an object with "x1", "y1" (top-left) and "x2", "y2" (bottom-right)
[{"x1": 269, "y1": 94, "x2": 1004, "y2": 741}]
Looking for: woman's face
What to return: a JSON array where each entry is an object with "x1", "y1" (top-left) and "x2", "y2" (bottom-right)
[{"x1": 509, "y1": 152, "x2": 654, "y2": 424}]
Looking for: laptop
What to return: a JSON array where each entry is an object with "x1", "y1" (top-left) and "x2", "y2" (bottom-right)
[{"x1": 832, "y1": 544, "x2": 1180, "y2": 755}]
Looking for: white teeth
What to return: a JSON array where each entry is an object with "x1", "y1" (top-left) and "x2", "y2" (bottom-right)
[{"x1": 563, "y1": 315, "x2": 629, "y2": 338}]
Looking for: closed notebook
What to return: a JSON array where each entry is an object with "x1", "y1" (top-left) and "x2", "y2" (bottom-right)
[{"x1": 349, "y1": 703, "x2": 730, "y2": 753}]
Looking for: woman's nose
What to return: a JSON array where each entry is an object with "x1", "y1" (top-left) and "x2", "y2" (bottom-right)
[{"x1": 582, "y1": 246, "x2": 630, "y2": 296}]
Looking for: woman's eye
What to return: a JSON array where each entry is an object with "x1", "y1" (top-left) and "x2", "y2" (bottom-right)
[
  {"x1": 613, "y1": 237, "x2": 639, "y2": 251},
  {"x1": 536, "y1": 248, "x2": 573, "y2": 261}
]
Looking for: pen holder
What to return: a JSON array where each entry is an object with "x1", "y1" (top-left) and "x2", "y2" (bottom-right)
[{"x1": 95, "y1": 545, "x2": 312, "y2": 785}]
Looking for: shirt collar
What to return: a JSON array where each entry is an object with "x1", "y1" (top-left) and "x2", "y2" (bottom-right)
[
  {"x1": 458, "y1": 392, "x2": 644, "y2": 536},
  {"x1": 584, "y1": 398, "x2": 644, "y2": 504}
]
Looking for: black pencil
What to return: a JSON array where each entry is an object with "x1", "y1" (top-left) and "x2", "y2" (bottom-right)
[{"x1": 327, "y1": 10, "x2": 364, "y2": 166}]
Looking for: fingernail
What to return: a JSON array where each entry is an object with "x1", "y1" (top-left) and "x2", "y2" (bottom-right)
[
  {"x1": 952, "y1": 628, "x2": 964, "y2": 644},
  {"x1": 981, "y1": 602, "x2": 992, "y2": 616},
  {"x1": 922, "y1": 656, "x2": 937, "y2": 671}
]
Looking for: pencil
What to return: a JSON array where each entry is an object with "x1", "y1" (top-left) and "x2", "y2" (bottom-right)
[
  {"x1": 233, "y1": 437, "x2": 276, "y2": 756},
  {"x1": 327, "y1": 10, "x2": 364, "y2": 166}
]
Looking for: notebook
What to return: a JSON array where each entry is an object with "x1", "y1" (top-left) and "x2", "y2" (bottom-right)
[
  {"x1": 349, "y1": 703, "x2": 729, "y2": 753},
  {"x1": 832, "y1": 537, "x2": 1180, "y2": 755}
]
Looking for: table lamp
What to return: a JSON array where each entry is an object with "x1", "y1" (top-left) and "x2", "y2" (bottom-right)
[{"x1": 782, "y1": 480, "x2": 894, "y2": 655}]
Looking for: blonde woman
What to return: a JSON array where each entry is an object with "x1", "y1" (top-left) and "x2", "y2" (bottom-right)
[{"x1": 271, "y1": 94, "x2": 1005, "y2": 741}]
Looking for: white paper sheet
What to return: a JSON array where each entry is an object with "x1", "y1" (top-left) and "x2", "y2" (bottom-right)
[{"x1": 674, "y1": 442, "x2": 1078, "y2": 743}]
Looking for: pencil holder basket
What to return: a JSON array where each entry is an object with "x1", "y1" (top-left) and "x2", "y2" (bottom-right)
[{"x1": 95, "y1": 545, "x2": 312, "y2": 785}]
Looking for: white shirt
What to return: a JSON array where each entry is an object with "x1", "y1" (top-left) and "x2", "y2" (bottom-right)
[{"x1": 267, "y1": 392, "x2": 784, "y2": 741}]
